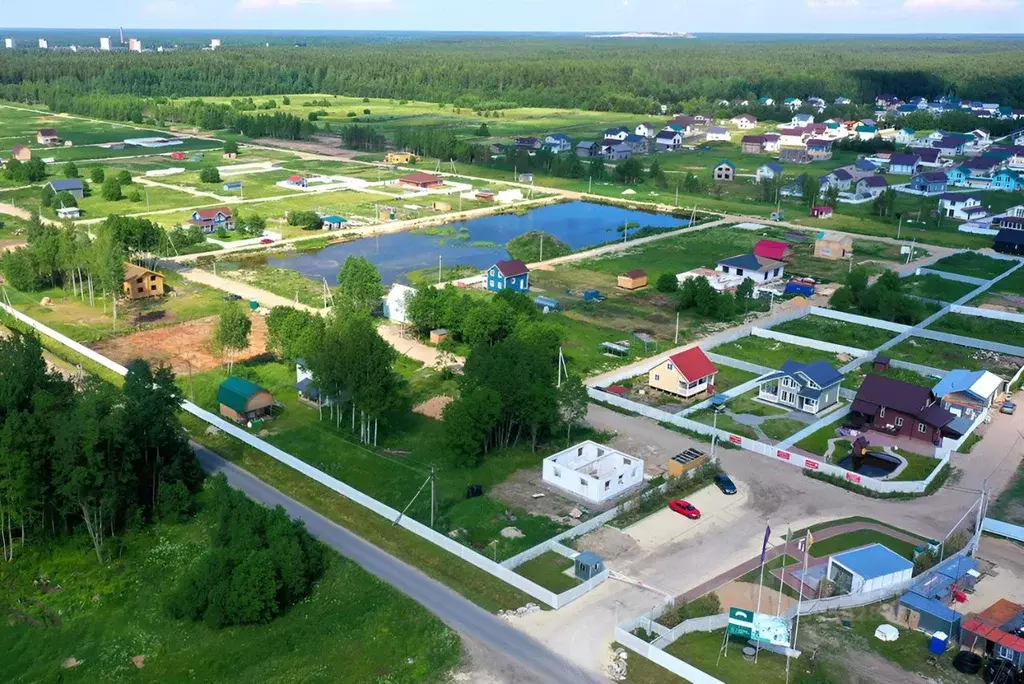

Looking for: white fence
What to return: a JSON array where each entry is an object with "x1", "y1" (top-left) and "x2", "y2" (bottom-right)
[
  {"x1": 0, "y1": 301, "x2": 604, "y2": 610},
  {"x1": 750, "y1": 327, "x2": 870, "y2": 357},
  {"x1": 915, "y1": 267, "x2": 989, "y2": 286},
  {"x1": 613, "y1": 628, "x2": 727, "y2": 684},
  {"x1": 950, "y1": 304, "x2": 1024, "y2": 325},
  {"x1": 805, "y1": 307, "x2": 912, "y2": 333},
  {"x1": 653, "y1": 612, "x2": 729, "y2": 649},
  {"x1": 911, "y1": 327, "x2": 1024, "y2": 358},
  {"x1": 705, "y1": 352, "x2": 775, "y2": 376}
]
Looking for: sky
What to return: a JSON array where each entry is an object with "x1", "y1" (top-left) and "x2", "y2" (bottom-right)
[{"x1": 2, "y1": 0, "x2": 1022, "y2": 34}]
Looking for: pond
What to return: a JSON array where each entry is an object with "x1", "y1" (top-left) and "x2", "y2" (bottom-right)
[
  {"x1": 268, "y1": 201, "x2": 689, "y2": 284},
  {"x1": 838, "y1": 450, "x2": 902, "y2": 478}
]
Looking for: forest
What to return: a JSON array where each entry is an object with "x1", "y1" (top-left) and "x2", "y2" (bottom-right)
[{"x1": 1, "y1": 36, "x2": 1023, "y2": 114}]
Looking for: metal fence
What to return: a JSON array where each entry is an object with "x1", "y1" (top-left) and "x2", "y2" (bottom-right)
[
  {"x1": 805, "y1": 307, "x2": 912, "y2": 333},
  {"x1": 751, "y1": 326, "x2": 870, "y2": 357},
  {"x1": 950, "y1": 304, "x2": 1024, "y2": 325},
  {"x1": 982, "y1": 517, "x2": 1024, "y2": 543},
  {"x1": 916, "y1": 267, "x2": 989, "y2": 286},
  {"x1": 911, "y1": 327, "x2": 1024, "y2": 358}
]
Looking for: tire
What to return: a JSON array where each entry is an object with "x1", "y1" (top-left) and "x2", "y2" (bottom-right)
[{"x1": 953, "y1": 650, "x2": 982, "y2": 675}]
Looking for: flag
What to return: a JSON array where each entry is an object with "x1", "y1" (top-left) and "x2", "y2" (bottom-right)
[
  {"x1": 760, "y1": 522, "x2": 772, "y2": 565},
  {"x1": 806, "y1": 531, "x2": 814, "y2": 549}
]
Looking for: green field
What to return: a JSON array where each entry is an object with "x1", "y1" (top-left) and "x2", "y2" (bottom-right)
[
  {"x1": 0, "y1": 488, "x2": 460, "y2": 684},
  {"x1": 761, "y1": 417, "x2": 809, "y2": 441},
  {"x1": 927, "y1": 313, "x2": 1024, "y2": 346},
  {"x1": 769, "y1": 314, "x2": 897, "y2": 350},
  {"x1": 929, "y1": 252, "x2": 1012, "y2": 280},
  {"x1": 887, "y1": 336, "x2": 1024, "y2": 377},
  {"x1": 902, "y1": 273, "x2": 978, "y2": 302},
  {"x1": 711, "y1": 335, "x2": 843, "y2": 370}
]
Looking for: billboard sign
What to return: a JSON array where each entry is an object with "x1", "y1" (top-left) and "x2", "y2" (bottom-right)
[{"x1": 728, "y1": 607, "x2": 792, "y2": 647}]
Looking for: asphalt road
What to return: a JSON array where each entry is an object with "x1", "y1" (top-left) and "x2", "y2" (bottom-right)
[{"x1": 193, "y1": 443, "x2": 609, "y2": 684}]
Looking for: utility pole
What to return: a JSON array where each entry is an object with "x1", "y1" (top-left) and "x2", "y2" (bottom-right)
[
  {"x1": 539, "y1": 233, "x2": 544, "y2": 261},
  {"x1": 430, "y1": 466, "x2": 436, "y2": 529},
  {"x1": 588, "y1": 176, "x2": 592, "y2": 194},
  {"x1": 897, "y1": 213, "x2": 903, "y2": 240},
  {"x1": 437, "y1": 254, "x2": 442, "y2": 283},
  {"x1": 674, "y1": 312, "x2": 680, "y2": 344}
]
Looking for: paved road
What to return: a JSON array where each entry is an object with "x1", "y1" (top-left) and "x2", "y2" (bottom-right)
[{"x1": 193, "y1": 443, "x2": 608, "y2": 684}]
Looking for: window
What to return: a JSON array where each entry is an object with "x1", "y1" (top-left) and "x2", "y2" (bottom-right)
[
  {"x1": 895, "y1": 417, "x2": 904, "y2": 427},
  {"x1": 821, "y1": 247, "x2": 832, "y2": 256},
  {"x1": 879, "y1": 407, "x2": 886, "y2": 418},
  {"x1": 918, "y1": 423, "x2": 927, "y2": 433},
  {"x1": 604, "y1": 480, "x2": 610, "y2": 491},
  {"x1": 654, "y1": 374, "x2": 660, "y2": 381},
  {"x1": 722, "y1": 266, "x2": 730, "y2": 274},
  {"x1": 151, "y1": 285, "x2": 157, "y2": 291},
  {"x1": 617, "y1": 474, "x2": 623, "y2": 484},
  {"x1": 997, "y1": 645, "x2": 1015, "y2": 661},
  {"x1": 736, "y1": 268, "x2": 744, "y2": 277},
  {"x1": 667, "y1": 363, "x2": 673, "y2": 370},
  {"x1": 580, "y1": 478, "x2": 586, "y2": 487}
]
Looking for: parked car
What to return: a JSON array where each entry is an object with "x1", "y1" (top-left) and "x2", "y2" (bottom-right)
[
  {"x1": 714, "y1": 474, "x2": 737, "y2": 495},
  {"x1": 669, "y1": 500, "x2": 701, "y2": 519},
  {"x1": 1001, "y1": 400, "x2": 1016, "y2": 415},
  {"x1": 260, "y1": 238, "x2": 273, "y2": 245}
]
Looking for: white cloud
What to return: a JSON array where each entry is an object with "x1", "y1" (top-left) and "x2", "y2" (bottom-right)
[
  {"x1": 808, "y1": 0, "x2": 858, "y2": 8},
  {"x1": 236, "y1": 0, "x2": 393, "y2": 9},
  {"x1": 904, "y1": 0, "x2": 1017, "y2": 10}
]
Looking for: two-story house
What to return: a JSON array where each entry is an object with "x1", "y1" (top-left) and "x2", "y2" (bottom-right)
[
  {"x1": 188, "y1": 207, "x2": 234, "y2": 233},
  {"x1": 635, "y1": 122, "x2": 656, "y2": 139},
  {"x1": 731, "y1": 114, "x2": 757, "y2": 129},
  {"x1": 757, "y1": 360, "x2": 843, "y2": 415},
  {"x1": 888, "y1": 153, "x2": 921, "y2": 175},
  {"x1": 939, "y1": 193, "x2": 986, "y2": 220},
  {"x1": 543, "y1": 134, "x2": 571, "y2": 154},
  {"x1": 655, "y1": 130, "x2": 683, "y2": 152},
  {"x1": 856, "y1": 175, "x2": 888, "y2": 197},
  {"x1": 647, "y1": 346, "x2": 718, "y2": 399},
  {"x1": 484, "y1": 259, "x2": 530, "y2": 293},
  {"x1": 756, "y1": 162, "x2": 784, "y2": 182},
  {"x1": 851, "y1": 374, "x2": 956, "y2": 446},
  {"x1": 911, "y1": 171, "x2": 949, "y2": 194}
]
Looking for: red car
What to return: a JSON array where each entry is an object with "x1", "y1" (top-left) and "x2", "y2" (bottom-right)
[
  {"x1": 669, "y1": 500, "x2": 701, "y2": 519},
  {"x1": 259, "y1": 238, "x2": 273, "y2": 245}
]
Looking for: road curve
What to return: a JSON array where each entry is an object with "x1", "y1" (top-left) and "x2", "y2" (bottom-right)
[{"x1": 193, "y1": 443, "x2": 609, "y2": 684}]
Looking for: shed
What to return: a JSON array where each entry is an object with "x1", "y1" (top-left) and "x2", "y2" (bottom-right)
[
  {"x1": 217, "y1": 377, "x2": 274, "y2": 424},
  {"x1": 668, "y1": 448, "x2": 708, "y2": 477},
  {"x1": 897, "y1": 592, "x2": 963, "y2": 637},
  {"x1": 432, "y1": 200, "x2": 452, "y2": 212},
  {"x1": 322, "y1": 215, "x2": 347, "y2": 230},
  {"x1": 429, "y1": 328, "x2": 449, "y2": 344},
  {"x1": 994, "y1": 229, "x2": 1024, "y2": 256},
  {"x1": 825, "y1": 543, "x2": 913, "y2": 594},
  {"x1": 574, "y1": 552, "x2": 605, "y2": 581},
  {"x1": 811, "y1": 206, "x2": 834, "y2": 219},
  {"x1": 873, "y1": 355, "x2": 891, "y2": 371},
  {"x1": 617, "y1": 269, "x2": 648, "y2": 290},
  {"x1": 533, "y1": 295, "x2": 560, "y2": 313},
  {"x1": 399, "y1": 171, "x2": 444, "y2": 189}
]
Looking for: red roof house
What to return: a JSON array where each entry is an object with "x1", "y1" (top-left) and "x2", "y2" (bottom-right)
[
  {"x1": 754, "y1": 239, "x2": 792, "y2": 261},
  {"x1": 188, "y1": 206, "x2": 235, "y2": 233},
  {"x1": 648, "y1": 347, "x2": 718, "y2": 398},
  {"x1": 170, "y1": 151, "x2": 186, "y2": 160},
  {"x1": 399, "y1": 172, "x2": 444, "y2": 189}
]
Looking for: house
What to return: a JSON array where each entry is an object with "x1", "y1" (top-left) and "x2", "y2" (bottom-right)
[
  {"x1": 806, "y1": 139, "x2": 833, "y2": 160},
  {"x1": 741, "y1": 135, "x2": 767, "y2": 154},
  {"x1": 635, "y1": 122, "x2": 656, "y2": 139},
  {"x1": 122, "y1": 262, "x2": 164, "y2": 300},
  {"x1": 170, "y1": 151, "x2": 186, "y2": 161},
  {"x1": 385, "y1": 152, "x2": 414, "y2": 164},
  {"x1": 762, "y1": 134, "x2": 781, "y2": 152},
  {"x1": 624, "y1": 134, "x2": 649, "y2": 155},
  {"x1": 655, "y1": 130, "x2": 683, "y2": 152},
  {"x1": 217, "y1": 377, "x2": 274, "y2": 425},
  {"x1": 784, "y1": 97, "x2": 803, "y2": 110},
  {"x1": 56, "y1": 206, "x2": 82, "y2": 220},
  {"x1": 188, "y1": 207, "x2": 234, "y2": 233},
  {"x1": 811, "y1": 206, "x2": 834, "y2": 219},
  {"x1": 992, "y1": 169, "x2": 1022, "y2": 192},
  {"x1": 712, "y1": 160, "x2": 736, "y2": 182},
  {"x1": 754, "y1": 239, "x2": 792, "y2": 261},
  {"x1": 814, "y1": 232, "x2": 853, "y2": 260},
  {"x1": 666, "y1": 115, "x2": 698, "y2": 135},
  {"x1": 834, "y1": 97, "x2": 851, "y2": 105},
  {"x1": 11, "y1": 145, "x2": 30, "y2": 161},
  {"x1": 716, "y1": 253, "x2": 785, "y2": 283},
  {"x1": 961, "y1": 599, "x2": 1024, "y2": 671},
  {"x1": 994, "y1": 229, "x2": 1024, "y2": 255},
  {"x1": 383, "y1": 283, "x2": 416, "y2": 324},
  {"x1": 605, "y1": 143, "x2": 631, "y2": 161},
  {"x1": 398, "y1": 172, "x2": 444, "y2": 189},
  {"x1": 850, "y1": 374, "x2": 956, "y2": 445},
  {"x1": 895, "y1": 128, "x2": 916, "y2": 145},
  {"x1": 692, "y1": 113, "x2": 714, "y2": 125},
  {"x1": 909, "y1": 147, "x2": 942, "y2": 166},
  {"x1": 543, "y1": 134, "x2": 571, "y2": 154},
  {"x1": 294, "y1": 358, "x2": 342, "y2": 408},
  {"x1": 706, "y1": 127, "x2": 731, "y2": 142},
  {"x1": 285, "y1": 175, "x2": 308, "y2": 188},
  {"x1": 932, "y1": 369, "x2": 1003, "y2": 420},
  {"x1": 946, "y1": 166, "x2": 973, "y2": 187},
  {"x1": 961, "y1": 156, "x2": 1003, "y2": 177},
  {"x1": 856, "y1": 175, "x2": 888, "y2": 197},
  {"x1": 939, "y1": 193, "x2": 985, "y2": 220},
  {"x1": 47, "y1": 178, "x2": 85, "y2": 200},
  {"x1": 758, "y1": 97, "x2": 775, "y2": 107},
  {"x1": 731, "y1": 114, "x2": 757, "y2": 129},
  {"x1": 779, "y1": 149, "x2": 812, "y2": 164},
  {"x1": 823, "y1": 168, "x2": 854, "y2": 191},
  {"x1": 604, "y1": 127, "x2": 630, "y2": 142},
  {"x1": 321, "y1": 215, "x2": 346, "y2": 230},
  {"x1": 514, "y1": 136, "x2": 542, "y2": 151},
  {"x1": 889, "y1": 153, "x2": 921, "y2": 175},
  {"x1": 779, "y1": 128, "x2": 808, "y2": 147},
  {"x1": 485, "y1": 259, "x2": 529, "y2": 293},
  {"x1": 757, "y1": 360, "x2": 842, "y2": 415},
  {"x1": 617, "y1": 269, "x2": 647, "y2": 290},
  {"x1": 911, "y1": 171, "x2": 949, "y2": 194},
  {"x1": 857, "y1": 125, "x2": 878, "y2": 141},
  {"x1": 933, "y1": 136, "x2": 967, "y2": 157},
  {"x1": 576, "y1": 141, "x2": 600, "y2": 158},
  {"x1": 792, "y1": 113, "x2": 814, "y2": 126},
  {"x1": 542, "y1": 441, "x2": 644, "y2": 505},
  {"x1": 37, "y1": 129, "x2": 59, "y2": 145},
  {"x1": 756, "y1": 162, "x2": 784, "y2": 182},
  {"x1": 826, "y1": 544, "x2": 913, "y2": 596},
  {"x1": 647, "y1": 346, "x2": 718, "y2": 398}
]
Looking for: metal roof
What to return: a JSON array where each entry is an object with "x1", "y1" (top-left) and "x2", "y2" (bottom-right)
[
  {"x1": 831, "y1": 543, "x2": 913, "y2": 580},
  {"x1": 217, "y1": 376, "x2": 269, "y2": 413},
  {"x1": 899, "y1": 591, "x2": 962, "y2": 625}
]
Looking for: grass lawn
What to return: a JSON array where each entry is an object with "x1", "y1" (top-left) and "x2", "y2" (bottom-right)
[
  {"x1": 988, "y1": 459, "x2": 1024, "y2": 526},
  {"x1": 714, "y1": 365, "x2": 760, "y2": 391},
  {"x1": 927, "y1": 313, "x2": 1024, "y2": 347},
  {"x1": 711, "y1": 335, "x2": 842, "y2": 370},
  {"x1": 689, "y1": 408, "x2": 758, "y2": 439},
  {"x1": 761, "y1": 417, "x2": 809, "y2": 442},
  {"x1": 841, "y1": 363, "x2": 941, "y2": 391},
  {"x1": 769, "y1": 314, "x2": 897, "y2": 350},
  {"x1": 891, "y1": 451, "x2": 944, "y2": 482},
  {"x1": 513, "y1": 551, "x2": 580, "y2": 593},
  {"x1": 887, "y1": 336, "x2": 1024, "y2": 377},
  {"x1": 727, "y1": 391, "x2": 789, "y2": 417},
  {"x1": 793, "y1": 419, "x2": 846, "y2": 456},
  {"x1": 808, "y1": 529, "x2": 917, "y2": 559},
  {"x1": 929, "y1": 252, "x2": 1012, "y2": 280},
  {"x1": 902, "y1": 273, "x2": 978, "y2": 302},
  {"x1": 990, "y1": 267, "x2": 1024, "y2": 297},
  {"x1": 791, "y1": 517, "x2": 926, "y2": 541},
  {"x1": 0, "y1": 489, "x2": 460, "y2": 684},
  {"x1": 206, "y1": 258, "x2": 333, "y2": 308}
]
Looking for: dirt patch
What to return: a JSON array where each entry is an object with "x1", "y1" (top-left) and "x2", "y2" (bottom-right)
[
  {"x1": 0, "y1": 238, "x2": 27, "y2": 253},
  {"x1": 574, "y1": 525, "x2": 639, "y2": 563},
  {"x1": 714, "y1": 580, "x2": 796, "y2": 615},
  {"x1": 488, "y1": 468, "x2": 583, "y2": 520},
  {"x1": 92, "y1": 314, "x2": 268, "y2": 374},
  {"x1": 132, "y1": 654, "x2": 145, "y2": 669},
  {"x1": 250, "y1": 136, "x2": 362, "y2": 159},
  {"x1": 412, "y1": 394, "x2": 453, "y2": 419}
]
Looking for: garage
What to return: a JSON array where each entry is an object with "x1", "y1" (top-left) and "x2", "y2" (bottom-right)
[{"x1": 825, "y1": 543, "x2": 914, "y2": 595}]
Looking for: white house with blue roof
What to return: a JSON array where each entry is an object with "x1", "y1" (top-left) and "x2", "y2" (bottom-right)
[
  {"x1": 757, "y1": 360, "x2": 843, "y2": 415},
  {"x1": 715, "y1": 253, "x2": 785, "y2": 284},
  {"x1": 826, "y1": 543, "x2": 914, "y2": 595},
  {"x1": 543, "y1": 134, "x2": 571, "y2": 154},
  {"x1": 932, "y1": 369, "x2": 1003, "y2": 421}
]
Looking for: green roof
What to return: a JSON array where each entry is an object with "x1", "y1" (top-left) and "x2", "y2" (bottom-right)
[
  {"x1": 217, "y1": 376, "x2": 268, "y2": 413},
  {"x1": 322, "y1": 215, "x2": 346, "y2": 223}
]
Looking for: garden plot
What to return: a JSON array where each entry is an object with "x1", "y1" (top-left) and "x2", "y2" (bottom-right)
[
  {"x1": 768, "y1": 314, "x2": 897, "y2": 350},
  {"x1": 886, "y1": 337, "x2": 1024, "y2": 378},
  {"x1": 928, "y1": 252, "x2": 1013, "y2": 280},
  {"x1": 903, "y1": 273, "x2": 978, "y2": 302},
  {"x1": 927, "y1": 312, "x2": 1024, "y2": 346},
  {"x1": 710, "y1": 335, "x2": 849, "y2": 370}
]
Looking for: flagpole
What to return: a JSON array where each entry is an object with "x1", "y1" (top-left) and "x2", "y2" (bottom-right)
[
  {"x1": 788, "y1": 531, "x2": 812, "y2": 684},
  {"x1": 754, "y1": 519, "x2": 770, "y2": 664},
  {"x1": 777, "y1": 527, "x2": 791, "y2": 619}
]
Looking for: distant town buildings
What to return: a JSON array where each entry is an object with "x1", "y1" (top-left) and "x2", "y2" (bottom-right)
[
  {"x1": 38, "y1": 38, "x2": 48, "y2": 49},
  {"x1": 100, "y1": 37, "x2": 111, "y2": 51},
  {"x1": 128, "y1": 38, "x2": 143, "y2": 53}
]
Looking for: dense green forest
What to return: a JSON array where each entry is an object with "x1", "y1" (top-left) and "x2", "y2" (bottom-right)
[{"x1": 2, "y1": 37, "x2": 1023, "y2": 113}]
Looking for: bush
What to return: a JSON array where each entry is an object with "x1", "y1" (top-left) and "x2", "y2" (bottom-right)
[
  {"x1": 101, "y1": 176, "x2": 123, "y2": 201},
  {"x1": 90, "y1": 167, "x2": 106, "y2": 183},
  {"x1": 656, "y1": 272, "x2": 678, "y2": 293},
  {"x1": 363, "y1": 108, "x2": 370, "y2": 115},
  {"x1": 346, "y1": 111, "x2": 357, "y2": 117},
  {"x1": 129, "y1": 189, "x2": 143, "y2": 202},
  {"x1": 63, "y1": 161, "x2": 79, "y2": 178},
  {"x1": 117, "y1": 169, "x2": 133, "y2": 185},
  {"x1": 199, "y1": 166, "x2": 221, "y2": 183},
  {"x1": 287, "y1": 210, "x2": 321, "y2": 230},
  {"x1": 159, "y1": 481, "x2": 195, "y2": 523},
  {"x1": 658, "y1": 592, "x2": 722, "y2": 628}
]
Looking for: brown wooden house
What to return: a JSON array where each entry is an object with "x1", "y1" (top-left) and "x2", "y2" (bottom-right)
[
  {"x1": 850, "y1": 374, "x2": 956, "y2": 445},
  {"x1": 398, "y1": 171, "x2": 444, "y2": 189},
  {"x1": 617, "y1": 269, "x2": 648, "y2": 290},
  {"x1": 122, "y1": 263, "x2": 165, "y2": 299}
]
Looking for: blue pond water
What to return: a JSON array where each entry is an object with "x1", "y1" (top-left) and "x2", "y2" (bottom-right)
[
  {"x1": 838, "y1": 451, "x2": 901, "y2": 478},
  {"x1": 268, "y1": 201, "x2": 688, "y2": 284}
]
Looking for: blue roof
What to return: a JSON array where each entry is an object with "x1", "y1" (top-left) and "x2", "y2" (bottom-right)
[
  {"x1": 575, "y1": 551, "x2": 603, "y2": 565},
  {"x1": 718, "y1": 253, "x2": 766, "y2": 271},
  {"x1": 832, "y1": 543, "x2": 913, "y2": 580},
  {"x1": 932, "y1": 370, "x2": 985, "y2": 400},
  {"x1": 322, "y1": 215, "x2": 345, "y2": 223},
  {"x1": 762, "y1": 162, "x2": 784, "y2": 173},
  {"x1": 48, "y1": 178, "x2": 84, "y2": 192},
  {"x1": 855, "y1": 159, "x2": 878, "y2": 171},
  {"x1": 898, "y1": 591, "x2": 962, "y2": 625},
  {"x1": 910, "y1": 555, "x2": 978, "y2": 600},
  {"x1": 780, "y1": 359, "x2": 843, "y2": 388}
]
